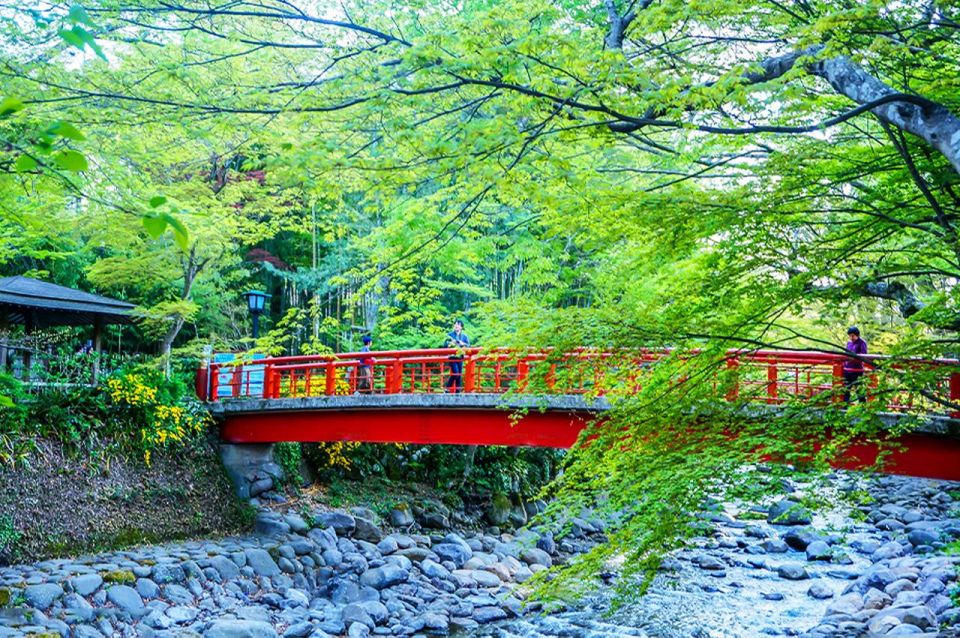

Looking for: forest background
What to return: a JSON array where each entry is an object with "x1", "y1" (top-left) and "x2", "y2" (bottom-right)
[{"x1": 3, "y1": 0, "x2": 960, "y2": 595}]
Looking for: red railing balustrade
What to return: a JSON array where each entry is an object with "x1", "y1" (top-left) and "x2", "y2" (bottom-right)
[{"x1": 197, "y1": 348, "x2": 960, "y2": 418}]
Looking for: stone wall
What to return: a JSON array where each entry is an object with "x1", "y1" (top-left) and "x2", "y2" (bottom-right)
[{"x1": 0, "y1": 439, "x2": 253, "y2": 565}]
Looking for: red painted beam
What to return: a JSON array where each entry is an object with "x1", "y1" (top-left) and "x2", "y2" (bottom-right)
[
  {"x1": 220, "y1": 410, "x2": 960, "y2": 481},
  {"x1": 834, "y1": 433, "x2": 960, "y2": 482},
  {"x1": 220, "y1": 409, "x2": 591, "y2": 448}
]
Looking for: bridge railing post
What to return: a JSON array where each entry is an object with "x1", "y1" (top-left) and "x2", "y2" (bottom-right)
[
  {"x1": 515, "y1": 358, "x2": 528, "y2": 392},
  {"x1": 725, "y1": 356, "x2": 739, "y2": 401},
  {"x1": 195, "y1": 363, "x2": 209, "y2": 401},
  {"x1": 208, "y1": 364, "x2": 220, "y2": 401},
  {"x1": 767, "y1": 358, "x2": 778, "y2": 404},
  {"x1": 262, "y1": 364, "x2": 274, "y2": 399},
  {"x1": 385, "y1": 360, "x2": 402, "y2": 394},
  {"x1": 231, "y1": 364, "x2": 241, "y2": 398},
  {"x1": 832, "y1": 362, "x2": 844, "y2": 403},
  {"x1": 465, "y1": 357, "x2": 477, "y2": 392},
  {"x1": 950, "y1": 371, "x2": 960, "y2": 418},
  {"x1": 325, "y1": 361, "x2": 337, "y2": 395}
]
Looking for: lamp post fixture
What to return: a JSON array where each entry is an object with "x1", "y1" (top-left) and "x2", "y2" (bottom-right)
[{"x1": 243, "y1": 290, "x2": 271, "y2": 339}]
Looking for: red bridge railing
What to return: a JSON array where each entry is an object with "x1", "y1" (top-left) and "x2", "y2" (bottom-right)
[{"x1": 196, "y1": 348, "x2": 960, "y2": 418}]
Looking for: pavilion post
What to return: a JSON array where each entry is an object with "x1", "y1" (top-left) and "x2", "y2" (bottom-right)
[
  {"x1": 92, "y1": 315, "x2": 104, "y2": 383},
  {"x1": 0, "y1": 316, "x2": 7, "y2": 370},
  {"x1": 22, "y1": 311, "x2": 34, "y2": 381}
]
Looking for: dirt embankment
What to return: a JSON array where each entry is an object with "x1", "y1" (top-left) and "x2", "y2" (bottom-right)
[{"x1": 0, "y1": 439, "x2": 253, "y2": 564}]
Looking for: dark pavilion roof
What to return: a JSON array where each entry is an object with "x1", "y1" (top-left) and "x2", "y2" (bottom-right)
[{"x1": 0, "y1": 276, "x2": 135, "y2": 328}]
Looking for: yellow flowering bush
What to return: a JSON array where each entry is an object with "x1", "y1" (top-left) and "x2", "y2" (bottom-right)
[
  {"x1": 106, "y1": 374, "x2": 157, "y2": 406},
  {"x1": 308, "y1": 441, "x2": 361, "y2": 470},
  {"x1": 104, "y1": 370, "x2": 211, "y2": 464}
]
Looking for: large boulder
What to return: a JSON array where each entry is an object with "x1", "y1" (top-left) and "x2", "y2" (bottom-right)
[
  {"x1": 313, "y1": 511, "x2": 356, "y2": 536},
  {"x1": 486, "y1": 493, "x2": 512, "y2": 526},
  {"x1": 387, "y1": 504, "x2": 414, "y2": 527},
  {"x1": 353, "y1": 517, "x2": 383, "y2": 543}
]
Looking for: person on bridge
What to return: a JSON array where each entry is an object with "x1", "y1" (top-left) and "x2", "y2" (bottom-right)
[
  {"x1": 843, "y1": 326, "x2": 868, "y2": 403},
  {"x1": 358, "y1": 335, "x2": 374, "y2": 393},
  {"x1": 445, "y1": 320, "x2": 470, "y2": 393}
]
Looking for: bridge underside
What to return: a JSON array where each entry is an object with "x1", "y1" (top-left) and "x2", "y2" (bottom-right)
[{"x1": 211, "y1": 395, "x2": 960, "y2": 482}]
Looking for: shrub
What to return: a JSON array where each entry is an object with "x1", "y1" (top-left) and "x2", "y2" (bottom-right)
[{"x1": 0, "y1": 363, "x2": 211, "y2": 466}]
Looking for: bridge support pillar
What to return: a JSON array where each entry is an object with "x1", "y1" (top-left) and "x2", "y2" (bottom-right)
[{"x1": 218, "y1": 443, "x2": 284, "y2": 500}]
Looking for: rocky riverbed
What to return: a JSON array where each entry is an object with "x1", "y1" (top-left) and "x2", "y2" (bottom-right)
[{"x1": 0, "y1": 473, "x2": 957, "y2": 637}]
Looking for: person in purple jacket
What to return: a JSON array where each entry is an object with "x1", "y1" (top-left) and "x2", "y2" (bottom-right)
[{"x1": 843, "y1": 326, "x2": 868, "y2": 403}]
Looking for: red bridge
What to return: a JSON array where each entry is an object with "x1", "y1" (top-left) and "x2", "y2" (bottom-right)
[{"x1": 197, "y1": 348, "x2": 960, "y2": 481}]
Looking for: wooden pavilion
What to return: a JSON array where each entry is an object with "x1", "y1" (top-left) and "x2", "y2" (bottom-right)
[{"x1": 0, "y1": 276, "x2": 134, "y2": 381}]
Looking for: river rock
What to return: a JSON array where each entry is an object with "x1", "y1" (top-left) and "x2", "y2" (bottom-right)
[
  {"x1": 387, "y1": 505, "x2": 414, "y2": 527},
  {"x1": 782, "y1": 530, "x2": 817, "y2": 551},
  {"x1": 151, "y1": 563, "x2": 185, "y2": 584},
  {"x1": 827, "y1": 592, "x2": 863, "y2": 616},
  {"x1": 907, "y1": 529, "x2": 939, "y2": 546},
  {"x1": 255, "y1": 512, "x2": 291, "y2": 536},
  {"x1": 283, "y1": 621, "x2": 314, "y2": 638},
  {"x1": 808, "y1": 582, "x2": 834, "y2": 599},
  {"x1": 244, "y1": 548, "x2": 281, "y2": 577},
  {"x1": 106, "y1": 585, "x2": 144, "y2": 614},
  {"x1": 342, "y1": 603, "x2": 375, "y2": 629},
  {"x1": 472, "y1": 569, "x2": 502, "y2": 588},
  {"x1": 205, "y1": 619, "x2": 278, "y2": 637},
  {"x1": 419, "y1": 512, "x2": 450, "y2": 529},
  {"x1": 887, "y1": 625, "x2": 923, "y2": 635},
  {"x1": 868, "y1": 614, "x2": 902, "y2": 634},
  {"x1": 24, "y1": 583, "x2": 63, "y2": 610},
  {"x1": 697, "y1": 555, "x2": 726, "y2": 571},
  {"x1": 284, "y1": 513, "x2": 309, "y2": 534},
  {"x1": 69, "y1": 574, "x2": 103, "y2": 596},
  {"x1": 767, "y1": 500, "x2": 812, "y2": 525},
  {"x1": 805, "y1": 540, "x2": 832, "y2": 561},
  {"x1": 876, "y1": 518, "x2": 905, "y2": 531},
  {"x1": 433, "y1": 542, "x2": 471, "y2": 566},
  {"x1": 862, "y1": 587, "x2": 892, "y2": 610},
  {"x1": 520, "y1": 547, "x2": 552, "y2": 568},
  {"x1": 353, "y1": 517, "x2": 383, "y2": 543},
  {"x1": 359, "y1": 565, "x2": 408, "y2": 590},
  {"x1": 377, "y1": 536, "x2": 399, "y2": 555},
  {"x1": 901, "y1": 606, "x2": 936, "y2": 629},
  {"x1": 423, "y1": 612, "x2": 449, "y2": 633},
  {"x1": 473, "y1": 606, "x2": 508, "y2": 623},
  {"x1": 873, "y1": 541, "x2": 905, "y2": 561},
  {"x1": 762, "y1": 539, "x2": 788, "y2": 553},
  {"x1": 314, "y1": 511, "x2": 356, "y2": 536},
  {"x1": 776, "y1": 564, "x2": 809, "y2": 580},
  {"x1": 167, "y1": 605, "x2": 199, "y2": 623},
  {"x1": 421, "y1": 559, "x2": 451, "y2": 580}
]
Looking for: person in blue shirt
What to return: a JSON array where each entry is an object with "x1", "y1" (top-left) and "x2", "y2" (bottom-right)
[{"x1": 444, "y1": 320, "x2": 470, "y2": 393}]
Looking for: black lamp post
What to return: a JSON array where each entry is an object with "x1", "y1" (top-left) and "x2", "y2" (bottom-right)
[{"x1": 243, "y1": 290, "x2": 271, "y2": 339}]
